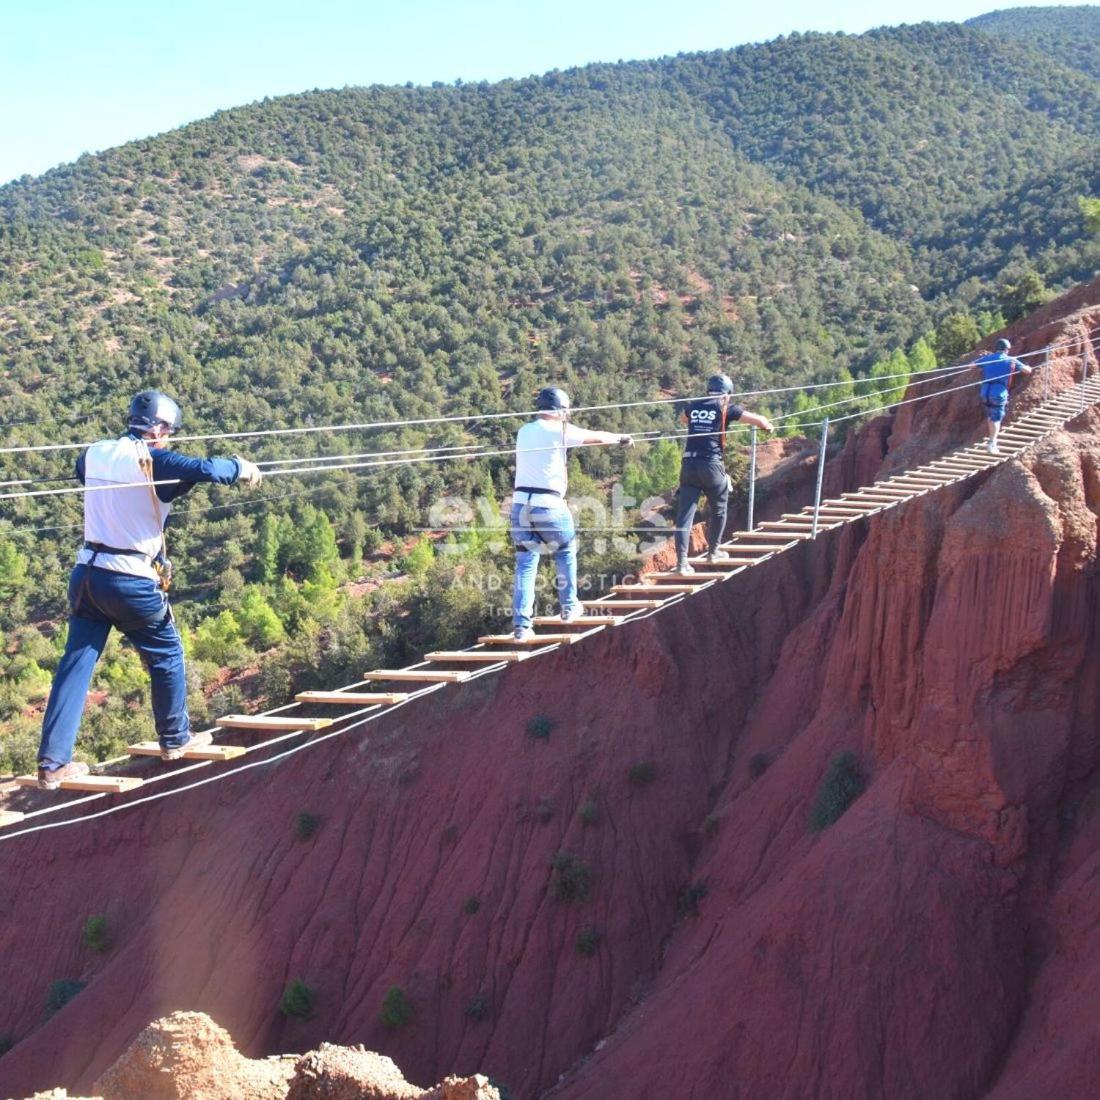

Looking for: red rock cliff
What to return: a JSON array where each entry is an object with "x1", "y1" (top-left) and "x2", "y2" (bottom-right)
[{"x1": 1, "y1": 280, "x2": 1099, "y2": 1100}]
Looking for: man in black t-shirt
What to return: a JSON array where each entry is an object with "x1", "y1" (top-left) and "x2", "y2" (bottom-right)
[{"x1": 674, "y1": 373, "x2": 774, "y2": 573}]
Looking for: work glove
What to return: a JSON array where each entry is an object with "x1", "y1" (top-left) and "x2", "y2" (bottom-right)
[
  {"x1": 619, "y1": 435, "x2": 635, "y2": 448},
  {"x1": 234, "y1": 456, "x2": 263, "y2": 488}
]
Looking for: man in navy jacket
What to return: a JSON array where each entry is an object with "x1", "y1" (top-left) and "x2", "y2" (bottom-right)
[{"x1": 36, "y1": 390, "x2": 263, "y2": 788}]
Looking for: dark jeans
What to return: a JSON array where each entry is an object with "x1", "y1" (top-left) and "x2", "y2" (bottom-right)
[
  {"x1": 675, "y1": 458, "x2": 730, "y2": 559},
  {"x1": 38, "y1": 565, "x2": 190, "y2": 769}
]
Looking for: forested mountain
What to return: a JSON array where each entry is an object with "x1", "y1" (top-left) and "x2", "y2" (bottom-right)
[
  {"x1": 969, "y1": 6, "x2": 1100, "y2": 79},
  {"x1": 0, "y1": 8, "x2": 1097, "y2": 772}
]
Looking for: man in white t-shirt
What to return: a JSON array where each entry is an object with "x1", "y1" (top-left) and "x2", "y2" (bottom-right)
[{"x1": 510, "y1": 386, "x2": 633, "y2": 640}]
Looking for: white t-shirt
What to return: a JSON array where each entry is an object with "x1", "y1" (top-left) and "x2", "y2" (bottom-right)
[{"x1": 512, "y1": 418, "x2": 589, "y2": 504}]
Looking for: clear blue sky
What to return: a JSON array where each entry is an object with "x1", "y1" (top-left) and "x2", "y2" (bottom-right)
[{"x1": 0, "y1": 0, "x2": 1074, "y2": 185}]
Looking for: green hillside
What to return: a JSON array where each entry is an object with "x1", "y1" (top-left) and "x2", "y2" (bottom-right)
[
  {"x1": 969, "y1": 6, "x2": 1100, "y2": 79},
  {"x1": 0, "y1": 8, "x2": 1097, "y2": 771}
]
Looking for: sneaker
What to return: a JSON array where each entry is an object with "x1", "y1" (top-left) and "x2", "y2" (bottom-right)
[
  {"x1": 560, "y1": 604, "x2": 586, "y2": 623},
  {"x1": 676, "y1": 561, "x2": 695, "y2": 575},
  {"x1": 513, "y1": 626, "x2": 535, "y2": 642},
  {"x1": 707, "y1": 549, "x2": 730, "y2": 564},
  {"x1": 987, "y1": 440, "x2": 1000, "y2": 455},
  {"x1": 37, "y1": 761, "x2": 90, "y2": 791},
  {"x1": 162, "y1": 729, "x2": 214, "y2": 761}
]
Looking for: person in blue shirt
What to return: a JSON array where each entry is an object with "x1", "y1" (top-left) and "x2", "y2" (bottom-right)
[
  {"x1": 35, "y1": 390, "x2": 263, "y2": 789},
  {"x1": 976, "y1": 338, "x2": 1032, "y2": 454},
  {"x1": 674, "y1": 373, "x2": 773, "y2": 573}
]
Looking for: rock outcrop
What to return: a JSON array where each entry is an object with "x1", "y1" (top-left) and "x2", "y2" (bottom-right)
[{"x1": 19, "y1": 1012, "x2": 499, "y2": 1100}]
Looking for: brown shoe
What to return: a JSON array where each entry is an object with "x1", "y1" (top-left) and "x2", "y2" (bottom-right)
[
  {"x1": 37, "y1": 761, "x2": 91, "y2": 791},
  {"x1": 161, "y1": 730, "x2": 213, "y2": 761}
]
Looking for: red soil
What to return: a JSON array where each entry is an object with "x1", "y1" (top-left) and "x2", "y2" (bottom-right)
[{"x1": 1, "y1": 280, "x2": 1099, "y2": 1099}]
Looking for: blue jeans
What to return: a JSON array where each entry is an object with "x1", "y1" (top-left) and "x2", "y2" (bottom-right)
[
  {"x1": 509, "y1": 501, "x2": 578, "y2": 630},
  {"x1": 38, "y1": 565, "x2": 190, "y2": 769}
]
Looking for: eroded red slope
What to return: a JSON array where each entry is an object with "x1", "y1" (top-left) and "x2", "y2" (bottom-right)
[{"x1": 1, "y1": 281, "x2": 1099, "y2": 1100}]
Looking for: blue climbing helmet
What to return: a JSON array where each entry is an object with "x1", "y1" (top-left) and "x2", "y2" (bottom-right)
[
  {"x1": 535, "y1": 386, "x2": 571, "y2": 413},
  {"x1": 996, "y1": 338, "x2": 1011, "y2": 352},
  {"x1": 707, "y1": 373, "x2": 734, "y2": 395},
  {"x1": 128, "y1": 390, "x2": 182, "y2": 435}
]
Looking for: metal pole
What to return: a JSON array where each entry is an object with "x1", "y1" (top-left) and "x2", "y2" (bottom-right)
[
  {"x1": 811, "y1": 417, "x2": 829, "y2": 538},
  {"x1": 1042, "y1": 347, "x2": 1049, "y2": 402},
  {"x1": 747, "y1": 426, "x2": 758, "y2": 531},
  {"x1": 1081, "y1": 339, "x2": 1090, "y2": 415}
]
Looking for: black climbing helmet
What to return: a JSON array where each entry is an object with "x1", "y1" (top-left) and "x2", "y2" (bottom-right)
[
  {"x1": 996, "y1": 338, "x2": 1011, "y2": 352},
  {"x1": 535, "y1": 386, "x2": 571, "y2": 413},
  {"x1": 707, "y1": 373, "x2": 734, "y2": 395},
  {"x1": 128, "y1": 390, "x2": 182, "y2": 435}
]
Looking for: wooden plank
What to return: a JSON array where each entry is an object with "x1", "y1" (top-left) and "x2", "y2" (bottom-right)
[
  {"x1": 612, "y1": 583, "x2": 709, "y2": 594},
  {"x1": 363, "y1": 669, "x2": 471, "y2": 683},
  {"x1": 16, "y1": 774, "x2": 144, "y2": 794},
  {"x1": 590, "y1": 598, "x2": 671, "y2": 608},
  {"x1": 426, "y1": 650, "x2": 530, "y2": 663},
  {"x1": 534, "y1": 615, "x2": 625, "y2": 626},
  {"x1": 758, "y1": 521, "x2": 824, "y2": 530},
  {"x1": 796, "y1": 508, "x2": 875, "y2": 518},
  {"x1": 650, "y1": 571, "x2": 730, "y2": 581},
  {"x1": 477, "y1": 633, "x2": 587, "y2": 646},
  {"x1": 127, "y1": 741, "x2": 247, "y2": 761},
  {"x1": 0, "y1": 810, "x2": 25, "y2": 828},
  {"x1": 295, "y1": 690, "x2": 410, "y2": 705},
  {"x1": 217, "y1": 714, "x2": 333, "y2": 731},
  {"x1": 685, "y1": 557, "x2": 756, "y2": 568},
  {"x1": 730, "y1": 531, "x2": 813, "y2": 542}
]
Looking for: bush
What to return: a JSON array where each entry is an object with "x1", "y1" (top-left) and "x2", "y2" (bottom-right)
[
  {"x1": 381, "y1": 985, "x2": 412, "y2": 1030},
  {"x1": 550, "y1": 852, "x2": 592, "y2": 903},
  {"x1": 577, "y1": 799, "x2": 600, "y2": 826},
  {"x1": 463, "y1": 896, "x2": 481, "y2": 915},
  {"x1": 808, "y1": 751, "x2": 866, "y2": 832},
  {"x1": 748, "y1": 753, "x2": 771, "y2": 780},
  {"x1": 535, "y1": 797, "x2": 554, "y2": 824},
  {"x1": 44, "y1": 979, "x2": 86, "y2": 1019},
  {"x1": 526, "y1": 714, "x2": 554, "y2": 740},
  {"x1": 82, "y1": 914, "x2": 110, "y2": 953},
  {"x1": 295, "y1": 811, "x2": 320, "y2": 841},
  {"x1": 279, "y1": 979, "x2": 314, "y2": 1020},
  {"x1": 575, "y1": 926, "x2": 602, "y2": 957},
  {"x1": 466, "y1": 992, "x2": 489, "y2": 1021},
  {"x1": 677, "y1": 882, "x2": 708, "y2": 918},
  {"x1": 0, "y1": 1035, "x2": 12, "y2": 1057},
  {"x1": 628, "y1": 761, "x2": 656, "y2": 787}
]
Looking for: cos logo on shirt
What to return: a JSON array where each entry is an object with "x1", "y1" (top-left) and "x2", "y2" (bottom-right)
[{"x1": 690, "y1": 408, "x2": 718, "y2": 423}]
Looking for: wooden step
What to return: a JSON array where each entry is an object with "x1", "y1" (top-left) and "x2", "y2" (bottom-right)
[
  {"x1": 16, "y1": 774, "x2": 144, "y2": 794},
  {"x1": 127, "y1": 740, "x2": 247, "y2": 762},
  {"x1": 426, "y1": 650, "x2": 531, "y2": 663},
  {"x1": 217, "y1": 714, "x2": 333, "y2": 731},
  {"x1": 589, "y1": 598, "x2": 671, "y2": 608},
  {"x1": 685, "y1": 557, "x2": 756, "y2": 568},
  {"x1": 0, "y1": 810, "x2": 25, "y2": 828},
  {"x1": 727, "y1": 531, "x2": 809, "y2": 541},
  {"x1": 797, "y1": 507, "x2": 875, "y2": 518},
  {"x1": 295, "y1": 690, "x2": 410, "y2": 705},
  {"x1": 477, "y1": 633, "x2": 588, "y2": 646},
  {"x1": 612, "y1": 583, "x2": 708, "y2": 594},
  {"x1": 363, "y1": 669, "x2": 472, "y2": 683},
  {"x1": 651, "y1": 576, "x2": 730, "y2": 585},
  {"x1": 533, "y1": 615, "x2": 625, "y2": 626}
]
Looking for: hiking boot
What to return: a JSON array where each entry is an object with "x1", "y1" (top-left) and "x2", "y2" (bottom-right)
[
  {"x1": 162, "y1": 729, "x2": 213, "y2": 761},
  {"x1": 676, "y1": 560, "x2": 695, "y2": 575},
  {"x1": 561, "y1": 604, "x2": 586, "y2": 623},
  {"x1": 514, "y1": 626, "x2": 535, "y2": 642},
  {"x1": 37, "y1": 761, "x2": 90, "y2": 791},
  {"x1": 707, "y1": 549, "x2": 730, "y2": 563}
]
